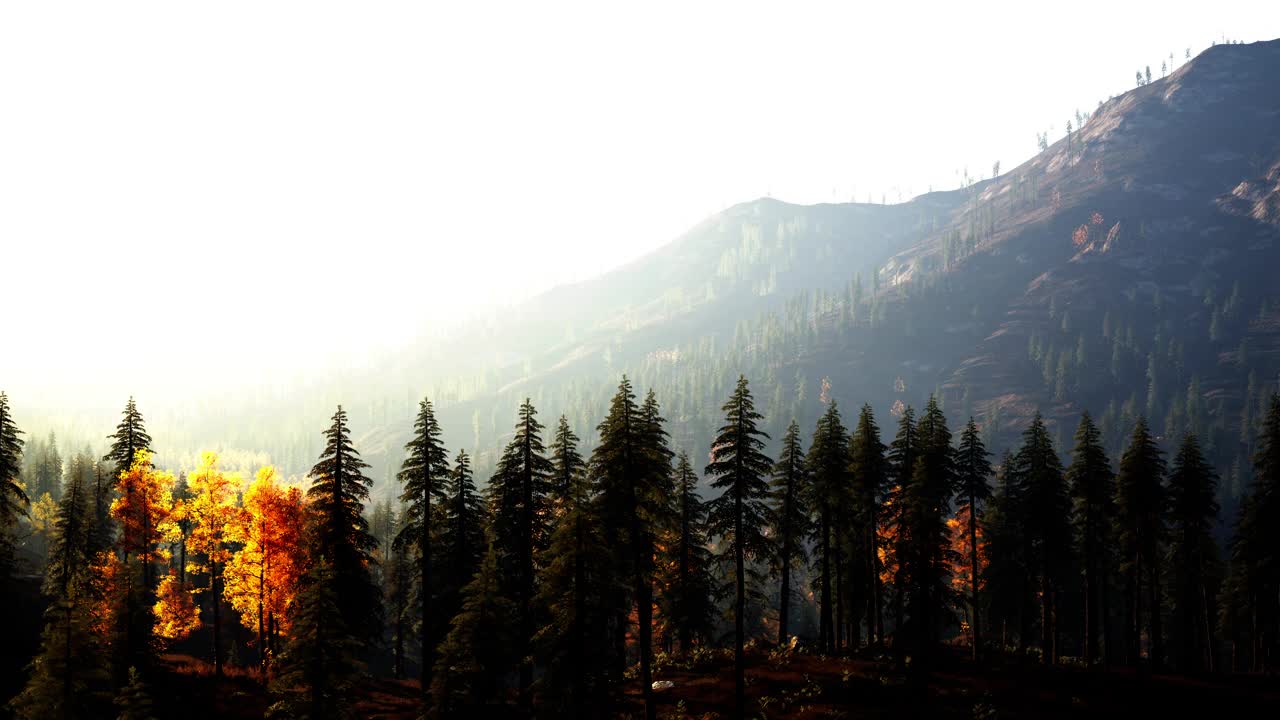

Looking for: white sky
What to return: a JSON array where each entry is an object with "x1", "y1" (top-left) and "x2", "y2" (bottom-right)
[{"x1": 2, "y1": 1, "x2": 1277, "y2": 396}]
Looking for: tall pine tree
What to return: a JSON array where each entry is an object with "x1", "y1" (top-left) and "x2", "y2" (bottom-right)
[
  {"x1": 848, "y1": 404, "x2": 888, "y2": 646},
  {"x1": 103, "y1": 397, "x2": 152, "y2": 479},
  {"x1": 487, "y1": 399, "x2": 554, "y2": 706},
  {"x1": 807, "y1": 400, "x2": 849, "y2": 653},
  {"x1": 954, "y1": 417, "x2": 992, "y2": 661},
  {"x1": 395, "y1": 397, "x2": 451, "y2": 697},
  {"x1": 705, "y1": 376, "x2": 772, "y2": 720},
  {"x1": 307, "y1": 406, "x2": 382, "y2": 645},
  {"x1": 0, "y1": 391, "x2": 28, "y2": 579},
  {"x1": 1066, "y1": 411, "x2": 1116, "y2": 666},
  {"x1": 1166, "y1": 433, "x2": 1220, "y2": 672},
  {"x1": 1114, "y1": 417, "x2": 1167, "y2": 668},
  {"x1": 768, "y1": 421, "x2": 810, "y2": 646}
]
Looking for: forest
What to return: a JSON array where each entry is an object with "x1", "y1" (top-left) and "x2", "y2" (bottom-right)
[{"x1": 2, "y1": 376, "x2": 1279, "y2": 719}]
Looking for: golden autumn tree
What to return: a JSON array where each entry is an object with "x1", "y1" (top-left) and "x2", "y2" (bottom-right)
[
  {"x1": 110, "y1": 449, "x2": 175, "y2": 666},
  {"x1": 224, "y1": 465, "x2": 308, "y2": 673},
  {"x1": 153, "y1": 570, "x2": 200, "y2": 646},
  {"x1": 179, "y1": 451, "x2": 241, "y2": 677}
]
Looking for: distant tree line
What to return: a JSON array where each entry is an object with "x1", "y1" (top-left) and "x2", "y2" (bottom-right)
[{"x1": 4, "y1": 382, "x2": 1280, "y2": 718}]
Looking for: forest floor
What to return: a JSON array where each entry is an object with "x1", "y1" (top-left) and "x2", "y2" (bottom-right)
[{"x1": 149, "y1": 647, "x2": 1280, "y2": 719}]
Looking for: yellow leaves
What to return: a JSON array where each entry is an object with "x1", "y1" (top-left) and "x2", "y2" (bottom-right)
[
  {"x1": 153, "y1": 571, "x2": 201, "y2": 645},
  {"x1": 28, "y1": 491, "x2": 58, "y2": 535},
  {"x1": 182, "y1": 451, "x2": 241, "y2": 566},
  {"x1": 224, "y1": 465, "x2": 308, "y2": 640}
]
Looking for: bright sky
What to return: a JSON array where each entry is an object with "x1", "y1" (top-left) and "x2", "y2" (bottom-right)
[{"x1": 2, "y1": 1, "x2": 1276, "y2": 398}]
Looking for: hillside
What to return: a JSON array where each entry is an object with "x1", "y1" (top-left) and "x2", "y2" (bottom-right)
[{"x1": 342, "y1": 39, "x2": 1280, "y2": 502}]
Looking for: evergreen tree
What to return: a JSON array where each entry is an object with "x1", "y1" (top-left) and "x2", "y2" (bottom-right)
[
  {"x1": 954, "y1": 417, "x2": 992, "y2": 661},
  {"x1": 589, "y1": 378, "x2": 670, "y2": 720},
  {"x1": 982, "y1": 450, "x2": 1032, "y2": 654},
  {"x1": 1243, "y1": 394, "x2": 1280, "y2": 671},
  {"x1": 394, "y1": 397, "x2": 451, "y2": 697},
  {"x1": 705, "y1": 375, "x2": 772, "y2": 720},
  {"x1": 661, "y1": 451, "x2": 716, "y2": 653},
  {"x1": 848, "y1": 404, "x2": 888, "y2": 646},
  {"x1": 103, "y1": 397, "x2": 152, "y2": 479},
  {"x1": 533, "y1": 449, "x2": 615, "y2": 719},
  {"x1": 884, "y1": 405, "x2": 917, "y2": 658},
  {"x1": 806, "y1": 400, "x2": 849, "y2": 653},
  {"x1": 549, "y1": 415, "x2": 585, "y2": 509},
  {"x1": 11, "y1": 452, "x2": 110, "y2": 720},
  {"x1": 430, "y1": 541, "x2": 517, "y2": 718},
  {"x1": 307, "y1": 406, "x2": 382, "y2": 645},
  {"x1": 1166, "y1": 433, "x2": 1220, "y2": 672},
  {"x1": 894, "y1": 397, "x2": 955, "y2": 672},
  {"x1": 1114, "y1": 417, "x2": 1167, "y2": 668},
  {"x1": 0, "y1": 391, "x2": 28, "y2": 577},
  {"x1": 1010, "y1": 413, "x2": 1073, "y2": 666},
  {"x1": 768, "y1": 421, "x2": 810, "y2": 645},
  {"x1": 1066, "y1": 411, "x2": 1116, "y2": 666},
  {"x1": 268, "y1": 561, "x2": 359, "y2": 720},
  {"x1": 487, "y1": 399, "x2": 554, "y2": 705},
  {"x1": 439, "y1": 450, "x2": 484, "y2": 622}
]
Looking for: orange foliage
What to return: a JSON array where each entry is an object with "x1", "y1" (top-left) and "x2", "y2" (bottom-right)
[
  {"x1": 88, "y1": 550, "x2": 126, "y2": 643},
  {"x1": 224, "y1": 466, "x2": 308, "y2": 647},
  {"x1": 153, "y1": 570, "x2": 201, "y2": 645},
  {"x1": 946, "y1": 504, "x2": 986, "y2": 597},
  {"x1": 111, "y1": 449, "x2": 175, "y2": 566},
  {"x1": 1072, "y1": 224, "x2": 1090, "y2": 247}
]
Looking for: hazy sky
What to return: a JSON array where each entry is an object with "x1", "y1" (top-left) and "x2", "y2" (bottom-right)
[{"x1": 2, "y1": 1, "x2": 1276, "y2": 394}]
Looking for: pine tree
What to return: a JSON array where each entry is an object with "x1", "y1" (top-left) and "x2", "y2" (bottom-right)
[
  {"x1": 769, "y1": 421, "x2": 810, "y2": 645},
  {"x1": 268, "y1": 561, "x2": 359, "y2": 720},
  {"x1": 807, "y1": 400, "x2": 849, "y2": 653},
  {"x1": 1114, "y1": 417, "x2": 1167, "y2": 668},
  {"x1": 12, "y1": 451, "x2": 111, "y2": 720},
  {"x1": 884, "y1": 405, "x2": 917, "y2": 658},
  {"x1": 103, "y1": 397, "x2": 152, "y2": 479},
  {"x1": 705, "y1": 375, "x2": 772, "y2": 720},
  {"x1": 385, "y1": 505, "x2": 413, "y2": 681},
  {"x1": 894, "y1": 397, "x2": 955, "y2": 673},
  {"x1": 430, "y1": 541, "x2": 517, "y2": 718},
  {"x1": 487, "y1": 399, "x2": 554, "y2": 705},
  {"x1": 982, "y1": 450, "x2": 1031, "y2": 654},
  {"x1": 0, "y1": 391, "x2": 28, "y2": 577},
  {"x1": 1166, "y1": 433, "x2": 1220, "y2": 672},
  {"x1": 1010, "y1": 413, "x2": 1073, "y2": 665},
  {"x1": 1244, "y1": 394, "x2": 1280, "y2": 671},
  {"x1": 661, "y1": 452, "x2": 716, "y2": 653},
  {"x1": 954, "y1": 417, "x2": 992, "y2": 661},
  {"x1": 1067, "y1": 411, "x2": 1116, "y2": 666},
  {"x1": 549, "y1": 415, "x2": 585, "y2": 509},
  {"x1": 848, "y1": 404, "x2": 888, "y2": 646},
  {"x1": 589, "y1": 378, "x2": 669, "y2": 720},
  {"x1": 307, "y1": 405, "x2": 382, "y2": 645},
  {"x1": 439, "y1": 450, "x2": 484, "y2": 622},
  {"x1": 395, "y1": 397, "x2": 451, "y2": 697},
  {"x1": 533, "y1": 449, "x2": 615, "y2": 719}
]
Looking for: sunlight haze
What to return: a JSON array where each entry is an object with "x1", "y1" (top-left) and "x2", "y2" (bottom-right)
[{"x1": 2, "y1": 0, "x2": 1275, "y2": 398}]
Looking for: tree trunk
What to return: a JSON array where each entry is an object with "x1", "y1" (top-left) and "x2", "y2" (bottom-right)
[
  {"x1": 820, "y1": 510, "x2": 833, "y2": 653},
  {"x1": 734, "y1": 483, "x2": 746, "y2": 720},
  {"x1": 969, "y1": 490, "x2": 981, "y2": 662}
]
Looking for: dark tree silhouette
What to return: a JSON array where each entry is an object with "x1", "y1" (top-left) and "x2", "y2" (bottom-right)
[
  {"x1": 487, "y1": 399, "x2": 554, "y2": 706},
  {"x1": 307, "y1": 405, "x2": 383, "y2": 644},
  {"x1": 662, "y1": 451, "x2": 716, "y2": 653},
  {"x1": 705, "y1": 375, "x2": 772, "y2": 720},
  {"x1": 431, "y1": 541, "x2": 516, "y2": 718},
  {"x1": 807, "y1": 400, "x2": 849, "y2": 653},
  {"x1": 1166, "y1": 433, "x2": 1220, "y2": 672},
  {"x1": 1010, "y1": 413, "x2": 1073, "y2": 666},
  {"x1": 439, "y1": 449, "x2": 485, "y2": 623},
  {"x1": 269, "y1": 560, "x2": 359, "y2": 720},
  {"x1": 0, "y1": 391, "x2": 28, "y2": 576},
  {"x1": 955, "y1": 417, "x2": 992, "y2": 661},
  {"x1": 394, "y1": 397, "x2": 451, "y2": 697},
  {"x1": 103, "y1": 397, "x2": 152, "y2": 479},
  {"x1": 848, "y1": 404, "x2": 888, "y2": 646},
  {"x1": 769, "y1": 420, "x2": 810, "y2": 646},
  {"x1": 1115, "y1": 417, "x2": 1167, "y2": 668},
  {"x1": 1067, "y1": 411, "x2": 1116, "y2": 666}
]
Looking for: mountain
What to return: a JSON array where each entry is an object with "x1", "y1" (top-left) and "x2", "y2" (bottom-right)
[
  {"x1": 358, "y1": 38, "x2": 1278, "y2": 501},
  {"x1": 13, "y1": 40, "x2": 1279, "y2": 506}
]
